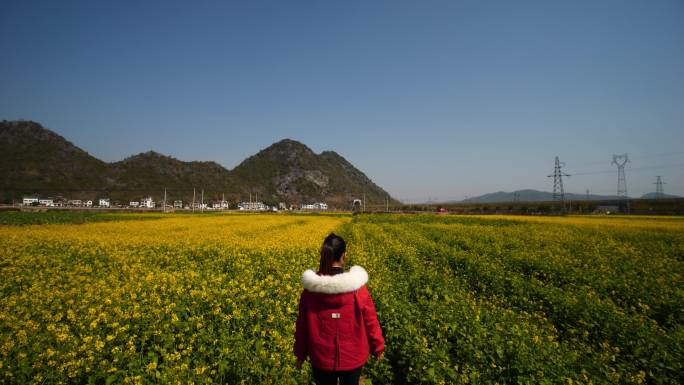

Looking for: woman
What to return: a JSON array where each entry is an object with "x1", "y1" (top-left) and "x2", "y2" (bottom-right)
[{"x1": 294, "y1": 233, "x2": 384, "y2": 385}]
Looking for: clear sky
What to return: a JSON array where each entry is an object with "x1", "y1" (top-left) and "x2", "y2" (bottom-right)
[{"x1": 1, "y1": 0, "x2": 683, "y2": 202}]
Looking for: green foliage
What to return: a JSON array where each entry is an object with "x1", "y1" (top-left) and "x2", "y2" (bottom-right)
[{"x1": 0, "y1": 211, "x2": 165, "y2": 225}]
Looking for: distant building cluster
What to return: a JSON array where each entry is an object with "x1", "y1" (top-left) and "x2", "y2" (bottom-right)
[
  {"x1": 22, "y1": 196, "x2": 104, "y2": 208},
  {"x1": 301, "y1": 202, "x2": 328, "y2": 210},
  {"x1": 238, "y1": 201, "x2": 267, "y2": 211},
  {"x1": 21, "y1": 195, "x2": 330, "y2": 212},
  {"x1": 236, "y1": 201, "x2": 328, "y2": 212}
]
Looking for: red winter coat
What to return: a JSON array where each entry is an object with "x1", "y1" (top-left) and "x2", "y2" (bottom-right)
[{"x1": 294, "y1": 265, "x2": 385, "y2": 371}]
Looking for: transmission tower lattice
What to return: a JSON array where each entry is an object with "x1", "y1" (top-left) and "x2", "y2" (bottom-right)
[
  {"x1": 547, "y1": 156, "x2": 570, "y2": 210},
  {"x1": 654, "y1": 176, "x2": 665, "y2": 199},
  {"x1": 612, "y1": 153, "x2": 629, "y2": 198}
]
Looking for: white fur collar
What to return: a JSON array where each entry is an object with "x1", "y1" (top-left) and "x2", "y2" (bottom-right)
[{"x1": 301, "y1": 265, "x2": 368, "y2": 294}]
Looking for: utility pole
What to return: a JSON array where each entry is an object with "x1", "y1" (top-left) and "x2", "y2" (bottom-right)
[
  {"x1": 386, "y1": 195, "x2": 389, "y2": 212},
  {"x1": 363, "y1": 192, "x2": 366, "y2": 212},
  {"x1": 612, "y1": 153, "x2": 629, "y2": 213},
  {"x1": 201, "y1": 189, "x2": 204, "y2": 212},
  {"x1": 163, "y1": 188, "x2": 167, "y2": 213},
  {"x1": 547, "y1": 156, "x2": 570, "y2": 213},
  {"x1": 654, "y1": 176, "x2": 665, "y2": 199},
  {"x1": 192, "y1": 188, "x2": 196, "y2": 213}
]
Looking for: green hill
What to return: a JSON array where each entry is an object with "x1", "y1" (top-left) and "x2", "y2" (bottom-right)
[
  {"x1": 232, "y1": 139, "x2": 391, "y2": 206},
  {"x1": 108, "y1": 151, "x2": 241, "y2": 203},
  {"x1": 0, "y1": 120, "x2": 113, "y2": 200},
  {"x1": 0, "y1": 120, "x2": 394, "y2": 207}
]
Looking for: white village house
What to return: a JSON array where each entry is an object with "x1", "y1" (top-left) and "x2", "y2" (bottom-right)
[
  {"x1": 22, "y1": 197, "x2": 39, "y2": 205},
  {"x1": 211, "y1": 200, "x2": 230, "y2": 209},
  {"x1": 238, "y1": 201, "x2": 267, "y2": 211},
  {"x1": 38, "y1": 198, "x2": 54, "y2": 206},
  {"x1": 301, "y1": 202, "x2": 328, "y2": 210},
  {"x1": 99, "y1": 198, "x2": 110, "y2": 207}
]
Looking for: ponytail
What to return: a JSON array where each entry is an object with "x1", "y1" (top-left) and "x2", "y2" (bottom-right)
[{"x1": 318, "y1": 233, "x2": 346, "y2": 275}]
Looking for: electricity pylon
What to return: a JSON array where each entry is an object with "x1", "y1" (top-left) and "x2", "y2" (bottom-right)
[
  {"x1": 612, "y1": 153, "x2": 629, "y2": 213},
  {"x1": 612, "y1": 154, "x2": 629, "y2": 198},
  {"x1": 654, "y1": 176, "x2": 665, "y2": 199},
  {"x1": 547, "y1": 156, "x2": 570, "y2": 212}
]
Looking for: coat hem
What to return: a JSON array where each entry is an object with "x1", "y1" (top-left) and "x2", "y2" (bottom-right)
[{"x1": 311, "y1": 361, "x2": 367, "y2": 372}]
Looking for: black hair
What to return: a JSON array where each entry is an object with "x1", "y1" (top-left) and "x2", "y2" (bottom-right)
[{"x1": 318, "y1": 233, "x2": 346, "y2": 275}]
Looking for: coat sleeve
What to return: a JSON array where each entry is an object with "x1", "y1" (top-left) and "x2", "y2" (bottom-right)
[
  {"x1": 360, "y1": 286, "x2": 385, "y2": 357},
  {"x1": 294, "y1": 290, "x2": 308, "y2": 361}
]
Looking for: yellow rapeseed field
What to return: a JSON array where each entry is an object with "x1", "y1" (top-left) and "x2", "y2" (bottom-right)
[
  {"x1": 0, "y1": 213, "x2": 348, "y2": 384},
  {"x1": 1, "y1": 212, "x2": 682, "y2": 385}
]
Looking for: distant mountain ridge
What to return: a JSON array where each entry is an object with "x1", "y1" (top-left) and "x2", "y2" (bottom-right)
[
  {"x1": 640, "y1": 192, "x2": 680, "y2": 199},
  {"x1": 461, "y1": 189, "x2": 624, "y2": 203},
  {"x1": 0, "y1": 120, "x2": 394, "y2": 206}
]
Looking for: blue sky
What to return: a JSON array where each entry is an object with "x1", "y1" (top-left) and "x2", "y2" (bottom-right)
[{"x1": 1, "y1": 0, "x2": 682, "y2": 202}]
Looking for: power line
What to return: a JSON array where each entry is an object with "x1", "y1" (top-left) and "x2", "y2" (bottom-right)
[
  {"x1": 633, "y1": 150, "x2": 684, "y2": 161},
  {"x1": 569, "y1": 170, "x2": 618, "y2": 176},
  {"x1": 568, "y1": 162, "x2": 684, "y2": 176},
  {"x1": 571, "y1": 150, "x2": 684, "y2": 168}
]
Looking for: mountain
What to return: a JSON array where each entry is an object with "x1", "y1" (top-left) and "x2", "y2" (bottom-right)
[
  {"x1": 110, "y1": 151, "x2": 240, "y2": 193},
  {"x1": 0, "y1": 120, "x2": 394, "y2": 206},
  {"x1": 232, "y1": 139, "x2": 391, "y2": 206},
  {"x1": 640, "y1": 192, "x2": 680, "y2": 199},
  {"x1": 0, "y1": 120, "x2": 114, "y2": 199},
  {"x1": 461, "y1": 189, "x2": 622, "y2": 203}
]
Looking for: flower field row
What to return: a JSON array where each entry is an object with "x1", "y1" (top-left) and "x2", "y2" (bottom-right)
[
  {"x1": 1, "y1": 213, "x2": 682, "y2": 384},
  {"x1": 0, "y1": 213, "x2": 349, "y2": 384},
  {"x1": 348, "y1": 214, "x2": 684, "y2": 385}
]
